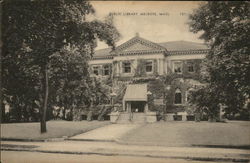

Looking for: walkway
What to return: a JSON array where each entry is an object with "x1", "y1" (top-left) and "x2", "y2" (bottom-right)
[
  {"x1": 69, "y1": 124, "x2": 141, "y2": 142},
  {"x1": 2, "y1": 140, "x2": 250, "y2": 162}
]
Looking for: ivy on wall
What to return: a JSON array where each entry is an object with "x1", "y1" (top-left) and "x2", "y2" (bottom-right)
[
  {"x1": 133, "y1": 73, "x2": 203, "y2": 114},
  {"x1": 134, "y1": 59, "x2": 147, "y2": 77},
  {"x1": 153, "y1": 59, "x2": 158, "y2": 76},
  {"x1": 164, "y1": 74, "x2": 205, "y2": 114},
  {"x1": 112, "y1": 60, "x2": 119, "y2": 77},
  {"x1": 134, "y1": 59, "x2": 158, "y2": 77},
  {"x1": 113, "y1": 59, "x2": 159, "y2": 78},
  {"x1": 109, "y1": 58, "x2": 204, "y2": 114},
  {"x1": 166, "y1": 59, "x2": 202, "y2": 81}
]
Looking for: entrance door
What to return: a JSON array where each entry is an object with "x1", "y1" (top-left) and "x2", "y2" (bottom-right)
[{"x1": 131, "y1": 101, "x2": 145, "y2": 113}]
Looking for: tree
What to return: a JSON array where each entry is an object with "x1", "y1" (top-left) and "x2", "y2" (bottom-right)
[
  {"x1": 49, "y1": 48, "x2": 90, "y2": 119},
  {"x1": 188, "y1": 1, "x2": 250, "y2": 116},
  {"x1": 49, "y1": 48, "x2": 111, "y2": 120},
  {"x1": 189, "y1": 86, "x2": 220, "y2": 121},
  {"x1": 2, "y1": 0, "x2": 119, "y2": 132}
]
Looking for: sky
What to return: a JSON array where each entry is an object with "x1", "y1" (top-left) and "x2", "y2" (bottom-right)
[{"x1": 89, "y1": 1, "x2": 205, "y2": 50}]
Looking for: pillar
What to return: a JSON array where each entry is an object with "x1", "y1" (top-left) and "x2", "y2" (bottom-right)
[
  {"x1": 127, "y1": 102, "x2": 131, "y2": 113},
  {"x1": 158, "y1": 58, "x2": 164, "y2": 75},
  {"x1": 145, "y1": 103, "x2": 149, "y2": 113},
  {"x1": 157, "y1": 59, "x2": 160, "y2": 74},
  {"x1": 115, "y1": 61, "x2": 119, "y2": 76},
  {"x1": 122, "y1": 100, "x2": 125, "y2": 112}
]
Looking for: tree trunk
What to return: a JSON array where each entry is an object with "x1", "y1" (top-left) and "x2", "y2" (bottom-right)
[
  {"x1": 63, "y1": 106, "x2": 66, "y2": 120},
  {"x1": 41, "y1": 63, "x2": 49, "y2": 133},
  {"x1": 1, "y1": 102, "x2": 5, "y2": 123}
]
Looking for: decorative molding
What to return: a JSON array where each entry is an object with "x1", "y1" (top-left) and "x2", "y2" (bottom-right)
[
  {"x1": 118, "y1": 50, "x2": 166, "y2": 56},
  {"x1": 111, "y1": 36, "x2": 167, "y2": 55},
  {"x1": 167, "y1": 49, "x2": 209, "y2": 56},
  {"x1": 91, "y1": 56, "x2": 113, "y2": 60},
  {"x1": 90, "y1": 49, "x2": 208, "y2": 61}
]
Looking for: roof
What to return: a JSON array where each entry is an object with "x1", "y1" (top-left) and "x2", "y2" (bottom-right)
[
  {"x1": 123, "y1": 84, "x2": 147, "y2": 101},
  {"x1": 94, "y1": 48, "x2": 112, "y2": 57},
  {"x1": 93, "y1": 37, "x2": 209, "y2": 58},
  {"x1": 159, "y1": 41, "x2": 208, "y2": 51}
]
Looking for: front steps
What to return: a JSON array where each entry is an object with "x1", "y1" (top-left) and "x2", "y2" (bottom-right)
[
  {"x1": 116, "y1": 112, "x2": 131, "y2": 123},
  {"x1": 131, "y1": 113, "x2": 146, "y2": 123},
  {"x1": 116, "y1": 112, "x2": 146, "y2": 124}
]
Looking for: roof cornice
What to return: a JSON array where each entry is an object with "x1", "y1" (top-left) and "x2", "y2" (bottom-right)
[
  {"x1": 116, "y1": 49, "x2": 166, "y2": 56},
  {"x1": 90, "y1": 49, "x2": 209, "y2": 60},
  {"x1": 91, "y1": 56, "x2": 113, "y2": 60},
  {"x1": 167, "y1": 49, "x2": 209, "y2": 55}
]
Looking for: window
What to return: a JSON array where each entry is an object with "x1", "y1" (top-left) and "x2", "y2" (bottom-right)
[
  {"x1": 103, "y1": 65, "x2": 110, "y2": 76},
  {"x1": 173, "y1": 61, "x2": 182, "y2": 74},
  {"x1": 146, "y1": 61, "x2": 153, "y2": 73},
  {"x1": 174, "y1": 88, "x2": 182, "y2": 104},
  {"x1": 123, "y1": 62, "x2": 131, "y2": 73},
  {"x1": 93, "y1": 66, "x2": 99, "y2": 75},
  {"x1": 187, "y1": 62, "x2": 194, "y2": 72}
]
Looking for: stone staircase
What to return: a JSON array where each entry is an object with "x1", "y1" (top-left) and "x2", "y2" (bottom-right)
[
  {"x1": 116, "y1": 112, "x2": 146, "y2": 123},
  {"x1": 116, "y1": 112, "x2": 131, "y2": 124},
  {"x1": 132, "y1": 113, "x2": 146, "y2": 123}
]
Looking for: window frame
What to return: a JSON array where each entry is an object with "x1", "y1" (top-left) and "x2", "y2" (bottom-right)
[
  {"x1": 103, "y1": 65, "x2": 110, "y2": 76},
  {"x1": 145, "y1": 60, "x2": 153, "y2": 73},
  {"x1": 174, "y1": 88, "x2": 182, "y2": 105},
  {"x1": 173, "y1": 61, "x2": 183, "y2": 74},
  {"x1": 187, "y1": 62, "x2": 194, "y2": 73},
  {"x1": 123, "y1": 61, "x2": 131, "y2": 74}
]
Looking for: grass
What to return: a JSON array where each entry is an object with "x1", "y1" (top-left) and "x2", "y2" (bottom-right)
[
  {"x1": 1, "y1": 120, "x2": 110, "y2": 140},
  {"x1": 118, "y1": 121, "x2": 250, "y2": 147}
]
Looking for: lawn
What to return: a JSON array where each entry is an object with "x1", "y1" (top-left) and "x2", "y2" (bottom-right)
[
  {"x1": 118, "y1": 121, "x2": 250, "y2": 148},
  {"x1": 1, "y1": 120, "x2": 110, "y2": 141}
]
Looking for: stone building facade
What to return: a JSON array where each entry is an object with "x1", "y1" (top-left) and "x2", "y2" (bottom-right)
[{"x1": 89, "y1": 34, "x2": 209, "y2": 121}]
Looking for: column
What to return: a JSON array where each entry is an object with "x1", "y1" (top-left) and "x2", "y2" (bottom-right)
[
  {"x1": 145, "y1": 103, "x2": 148, "y2": 113},
  {"x1": 159, "y1": 58, "x2": 164, "y2": 75},
  {"x1": 120, "y1": 61, "x2": 123, "y2": 74},
  {"x1": 164, "y1": 58, "x2": 167, "y2": 75},
  {"x1": 127, "y1": 102, "x2": 131, "y2": 113},
  {"x1": 122, "y1": 100, "x2": 125, "y2": 112}
]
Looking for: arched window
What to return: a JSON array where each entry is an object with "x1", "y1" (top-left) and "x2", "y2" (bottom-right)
[{"x1": 174, "y1": 88, "x2": 182, "y2": 104}]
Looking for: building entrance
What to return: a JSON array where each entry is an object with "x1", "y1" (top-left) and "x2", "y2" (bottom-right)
[{"x1": 131, "y1": 101, "x2": 145, "y2": 113}]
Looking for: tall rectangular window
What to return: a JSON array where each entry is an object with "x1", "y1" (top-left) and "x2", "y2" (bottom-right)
[
  {"x1": 146, "y1": 60, "x2": 153, "y2": 73},
  {"x1": 93, "y1": 66, "x2": 99, "y2": 75},
  {"x1": 103, "y1": 65, "x2": 110, "y2": 76},
  {"x1": 123, "y1": 62, "x2": 131, "y2": 73},
  {"x1": 174, "y1": 88, "x2": 182, "y2": 104},
  {"x1": 187, "y1": 62, "x2": 194, "y2": 72},
  {"x1": 173, "y1": 61, "x2": 182, "y2": 74}
]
